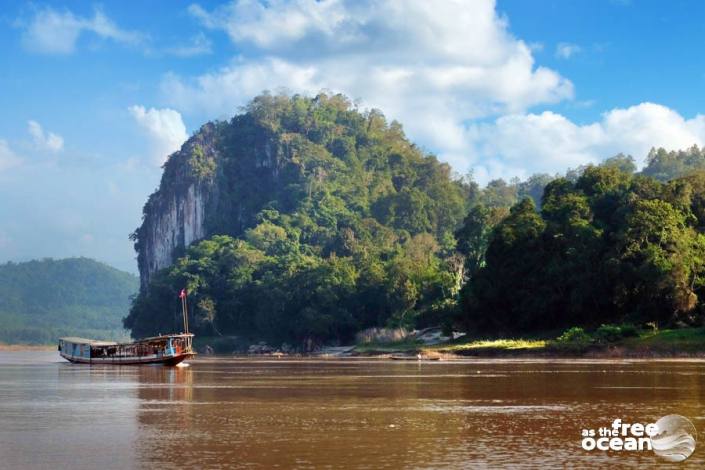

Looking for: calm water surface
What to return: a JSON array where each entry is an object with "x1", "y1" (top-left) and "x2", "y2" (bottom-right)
[{"x1": 0, "y1": 352, "x2": 703, "y2": 469}]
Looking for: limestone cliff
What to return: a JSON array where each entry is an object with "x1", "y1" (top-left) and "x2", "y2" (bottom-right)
[
  {"x1": 132, "y1": 112, "x2": 302, "y2": 289},
  {"x1": 132, "y1": 123, "x2": 220, "y2": 289},
  {"x1": 126, "y1": 93, "x2": 471, "y2": 344}
]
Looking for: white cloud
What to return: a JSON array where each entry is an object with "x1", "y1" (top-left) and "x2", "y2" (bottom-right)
[
  {"x1": 166, "y1": 32, "x2": 212, "y2": 57},
  {"x1": 161, "y1": 57, "x2": 319, "y2": 115},
  {"x1": 555, "y1": 42, "x2": 581, "y2": 59},
  {"x1": 172, "y1": 0, "x2": 572, "y2": 152},
  {"x1": 169, "y1": 1, "x2": 701, "y2": 184},
  {"x1": 128, "y1": 106, "x2": 188, "y2": 165},
  {"x1": 467, "y1": 103, "x2": 705, "y2": 181},
  {"x1": 0, "y1": 140, "x2": 22, "y2": 172},
  {"x1": 27, "y1": 120, "x2": 64, "y2": 152},
  {"x1": 187, "y1": 0, "x2": 348, "y2": 49},
  {"x1": 21, "y1": 7, "x2": 143, "y2": 54}
]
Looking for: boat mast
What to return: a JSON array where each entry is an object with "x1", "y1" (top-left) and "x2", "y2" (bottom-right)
[{"x1": 180, "y1": 288, "x2": 189, "y2": 334}]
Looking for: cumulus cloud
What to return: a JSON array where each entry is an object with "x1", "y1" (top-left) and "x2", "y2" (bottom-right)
[
  {"x1": 21, "y1": 7, "x2": 144, "y2": 54},
  {"x1": 167, "y1": 0, "x2": 701, "y2": 184},
  {"x1": 555, "y1": 42, "x2": 581, "y2": 59},
  {"x1": 0, "y1": 140, "x2": 22, "y2": 172},
  {"x1": 27, "y1": 120, "x2": 64, "y2": 152},
  {"x1": 170, "y1": 0, "x2": 572, "y2": 162},
  {"x1": 468, "y1": 103, "x2": 705, "y2": 181},
  {"x1": 128, "y1": 106, "x2": 188, "y2": 165},
  {"x1": 188, "y1": 0, "x2": 349, "y2": 49},
  {"x1": 180, "y1": 0, "x2": 573, "y2": 113}
]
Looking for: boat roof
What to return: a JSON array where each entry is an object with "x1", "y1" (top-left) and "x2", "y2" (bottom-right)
[
  {"x1": 59, "y1": 337, "x2": 117, "y2": 346},
  {"x1": 59, "y1": 333, "x2": 193, "y2": 346},
  {"x1": 139, "y1": 333, "x2": 194, "y2": 342}
]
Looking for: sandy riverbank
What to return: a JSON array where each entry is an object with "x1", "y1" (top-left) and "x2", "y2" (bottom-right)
[{"x1": 0, "y1": 344, "x2": 55, "y2": 351}]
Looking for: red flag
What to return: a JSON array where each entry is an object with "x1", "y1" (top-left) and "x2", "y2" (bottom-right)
[{"x1": 179, "y1": 288, "x2": 187, "y2": 299}]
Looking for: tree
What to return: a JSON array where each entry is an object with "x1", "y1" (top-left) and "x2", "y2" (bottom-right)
[
  {"x1": 455, "y1": 204, "x2": 508, "y2": 278},
  {"x1": 602, "y1": 153, "x2": 637, "y2": 174},
  {"x1": 459, "y1": 164, "x2": 705, "y2": 334},
  {"x1": 615, "y1": 199, "x2": 705, "y2": 324},
  {"x1": 462, "y1": 198, "x2": 547, "y2": 332},
  {"x1": 642, "y1": 145, "x2": 705, "y2": 181},
  {"x1": 517, "y1": 173, "x2": 555, "y2": 208}
]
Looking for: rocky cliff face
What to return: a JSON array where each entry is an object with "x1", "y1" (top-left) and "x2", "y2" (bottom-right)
[
  {"x1": 136, "y1": 183, "x2": 208, "y2": 288},
  {"x1": 133, "y1": 116, "x2": 295, "y2": 289},
  {"x1": 133, "y1": 123, "x2": 221, "y2": 289}
]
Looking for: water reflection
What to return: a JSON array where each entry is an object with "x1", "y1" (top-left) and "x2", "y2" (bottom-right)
[
  {"x1": 0, "y1": 353, "x2": 703, "y2": 468},
  {"x1": 136, "y1": 364, "x2": 194, "y2": 402}
]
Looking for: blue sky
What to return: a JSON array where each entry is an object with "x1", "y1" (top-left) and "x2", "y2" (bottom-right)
[{"x1": 1, "y1": 0, "x2": 704, "y2": 273}]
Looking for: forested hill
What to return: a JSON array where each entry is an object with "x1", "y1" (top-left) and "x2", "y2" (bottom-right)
[
  {"x1": 126, "y1": 93, "x2": 474, "y2": 344},
  {"x1": 0, "y1": 258, "x2": 138, "y2": 344},
  {"x1": 127, "y1": 92, "x2": 705, "y2": 349},
  {"x1": 459, "y1": 165, "x2": 705, "y2": 334}
]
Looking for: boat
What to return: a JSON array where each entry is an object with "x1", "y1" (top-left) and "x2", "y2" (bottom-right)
[
  {"x1": 58, "y1": 287, "x2": 195, "y2": 366},
  {"x1": 390, "y1": 355, "x2": 441, "y2": 361},
  {"x1": 58, "y1": 333, "x2": 195, "y2": 365}
]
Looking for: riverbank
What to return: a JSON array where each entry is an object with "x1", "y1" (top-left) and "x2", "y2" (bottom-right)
[
  {"x1": 351, "y1": 327, "x2": 705, "y2": 359},
  {"x1": 0, "y1": 343, "x2": 55, "y2": 351},
  {"x1": 9, "y1": 327, "x2": 701, "y2": 358},
  {"x1": 193, "y1": 327, "x2": 705, "y2": 359}
]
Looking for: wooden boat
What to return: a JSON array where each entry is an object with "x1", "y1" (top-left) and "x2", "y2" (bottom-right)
[
  {"x1": 59, "y1": 287, "x2": 195, "y2": 366},
  {"x1": 390, "y1": 354, "x2": 441, "y2": 361},
  {"x1": 58, "y1": 333, "x2": 195, "y2": 365}
]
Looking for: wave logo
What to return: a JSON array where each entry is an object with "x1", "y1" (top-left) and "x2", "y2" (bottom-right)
[
  {"x1": 650, "y1": 415, "x2": 697, "y2": 463},
  {"x1": 581, "y1": 414, "x2": 697, "y2": 463}
]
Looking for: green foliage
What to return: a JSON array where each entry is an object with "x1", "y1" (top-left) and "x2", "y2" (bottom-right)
[
  {"x1": 189, "y1": 144, "x2": 217, "y2": 179},
  {"x1": 455, "y1": 204, "x2": 508, "y2": 277},
  {"x1": 130, "y1": 93, "x2": 705, "y2": 347},
  {"x1": 517, "y1": 173, "x2": 556, "y2": 208},
  {"x1": 602, "y1": 153, "x2": 637, "y2": 174},
  {"x1": 630, "y1": 326, "x2": 705, "y2": 352},
  {"x1": 594, "y1": 323, "x2": 638, "y2": 343},
  {"x1": 642, "y1": 145, "x2": 705, "y2": 181},
  {"x1": 552, "y1": 327, "x2": 593, "y2": 351},
  {"x1": 461, "y1": 165, "x2": 705, "y2": 333},
  {"x1": 0, "y1": 258, "x2": 137, "y2": 344},
  {"x1": 479, "y1": 179, "x2": 519, "y2": 208},
  {"x1": 127, "y1": 93, "x2": 474, "y2": 348},
  {"x1": 550, "y1": 323, "x2": 638, "y2": 351},
  {"x1": 126, "y1": 228, "x2": 460, "y2": 347}
]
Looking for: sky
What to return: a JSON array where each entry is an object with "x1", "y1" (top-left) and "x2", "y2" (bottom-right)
[{"x1": 1, "y1": 0, "x2": 704, "y2": 273}]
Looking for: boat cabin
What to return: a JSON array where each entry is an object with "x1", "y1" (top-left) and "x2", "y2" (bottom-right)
[{"x1": 58, "y1": 334, "x2": 194, "y2": 365}]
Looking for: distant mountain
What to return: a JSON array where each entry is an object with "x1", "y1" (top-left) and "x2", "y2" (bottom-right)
[{"x1": 0, "y1": 257, "x2": 138, "y2": 344}]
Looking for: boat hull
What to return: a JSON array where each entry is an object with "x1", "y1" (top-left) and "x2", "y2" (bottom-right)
[
  {"x1": 58, "y1": 333, "x2": 195, "y2": 366},
  {"x1": 60, "y1": 351, "x2": 195, "y2": 366}
]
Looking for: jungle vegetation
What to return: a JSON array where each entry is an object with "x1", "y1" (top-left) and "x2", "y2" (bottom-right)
[{"x1": 125, "y1": 93, "x2": 705, "y2": 347}]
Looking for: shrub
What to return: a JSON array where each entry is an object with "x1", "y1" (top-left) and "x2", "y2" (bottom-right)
[
  {"x1": 551, "y1": 327, "x2": 593, "y2": 351},
  {"x1": 594, "y1": 323, "x2": 638, "y2": 343},
  {"x1": 557, "y1": 327, "x2": 592, "y2": 343}
]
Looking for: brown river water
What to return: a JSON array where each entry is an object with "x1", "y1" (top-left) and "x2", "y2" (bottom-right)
[{"x1": 0, "y1": 352, "x2": 703, "y2": 469}]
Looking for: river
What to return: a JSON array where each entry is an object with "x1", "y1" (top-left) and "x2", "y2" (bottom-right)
[{"x1": 0, "y1": 352, "x2": 703, "y2": 468}]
